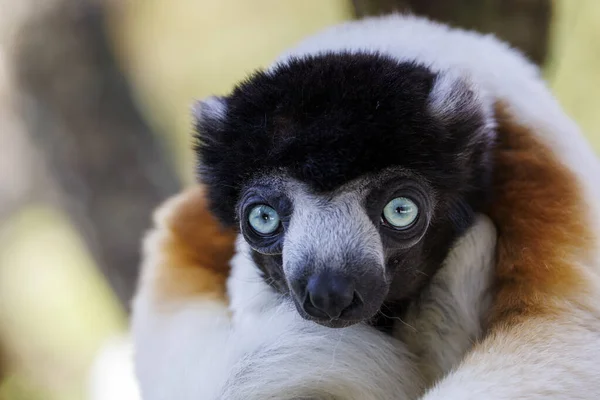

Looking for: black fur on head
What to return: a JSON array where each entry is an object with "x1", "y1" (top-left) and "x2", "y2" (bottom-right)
[{"x1": 194, "y1": 52, "x2": 494, "y2": 230}]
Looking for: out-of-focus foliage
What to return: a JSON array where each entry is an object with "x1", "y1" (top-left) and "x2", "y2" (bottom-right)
[
  {"x1": 0, "y1": 208, "x2": 125, "y2": 400},
  {"x1": 550, "y1": 0, "x2": 600, "y2": 151},
  {"x1": 0, "y1": 1, "x2": 598, "y2": 400}
]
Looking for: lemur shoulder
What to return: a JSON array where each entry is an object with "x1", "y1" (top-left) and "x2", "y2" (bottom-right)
[{"x1": 131, "y1": 14, "x2": 600, "y2": 400}]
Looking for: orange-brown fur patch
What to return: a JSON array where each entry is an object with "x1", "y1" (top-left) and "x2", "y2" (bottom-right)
[
  {"x1": 152, "y1": 186, "x2": 237, "y2": 303},
  {"x1": 487, "y1": 103, "x2": 596, "y2": 326}
]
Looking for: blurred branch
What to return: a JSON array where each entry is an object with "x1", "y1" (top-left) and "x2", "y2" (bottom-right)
[
  {"x1": 10, "y1": 0, "x2": 181, "y2": 311},
  {"x1": 0, "y1": 107, "x2": 56, "y2": 224},
  {"x1": 352, "y1": 0, "x2": 552, "y2": 65}
]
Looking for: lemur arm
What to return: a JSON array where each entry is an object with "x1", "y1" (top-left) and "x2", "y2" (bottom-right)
[
  {"x1": 398, "y1": 214, "x2": 496, "y2": 386},
  {"x1": 418, "y1": 105, "x2": 600, "y2": 400}
]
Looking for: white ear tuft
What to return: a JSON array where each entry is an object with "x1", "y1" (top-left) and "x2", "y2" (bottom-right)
[
  {"x1": 428, "y1": 70, "x2": 493, "y2": 129},
  {"x1": 191, "y1": 96, "x2": 228, "y2": 125}
]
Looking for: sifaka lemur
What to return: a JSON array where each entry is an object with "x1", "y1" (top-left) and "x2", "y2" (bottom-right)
[{"x1": 131, "y1": 14, "x2": 600, "y2": 400}]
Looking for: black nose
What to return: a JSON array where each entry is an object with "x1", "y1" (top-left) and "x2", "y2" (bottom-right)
[{"x1": 302, "y1": 271, "x2": 358, "y2": 319}]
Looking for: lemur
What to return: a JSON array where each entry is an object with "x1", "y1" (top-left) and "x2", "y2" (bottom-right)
[{"x1": 132, "y1": 14, "x2": 600, "y2": 400}]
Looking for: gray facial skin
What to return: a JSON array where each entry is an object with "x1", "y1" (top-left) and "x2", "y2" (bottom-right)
[{"x1": 238, "y1": 168, "x2": 438, "y2": 328}]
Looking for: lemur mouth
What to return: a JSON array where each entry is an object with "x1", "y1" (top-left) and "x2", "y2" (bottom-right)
[
  {"x1": 291, "y1": 298, "x2": 364, "y2": 328},
  {"x1": 293, "y1": 297, "x2": 382, "y2": 329},
  {"x1": 309, "y1": 317, "x2": 363, "y2": 329}
]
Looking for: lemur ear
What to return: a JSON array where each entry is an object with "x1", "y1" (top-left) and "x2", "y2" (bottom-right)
[
  {"x1": 192, "y1": 95, "x2": 236, "y2": 224},
  {"x1": 192, "y1": 96, "x2": 228, "y2": 134},
  {"x1": 427, "y1": 70, "x2": 495, "y2": 141}
]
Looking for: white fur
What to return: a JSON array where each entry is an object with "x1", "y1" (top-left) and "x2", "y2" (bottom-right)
[
  {"x1": 193, "y1": 96, "x2": 227, "y2": 122},
  {"x1": 398, "y1": 215, "x2": 496, "y2": 384},
  {"x1": 422, "y1": 316, "x2": 600, "y2": 400},
  {"x1": 132, "y1": 213, "x2": 497, "y2": 400}
]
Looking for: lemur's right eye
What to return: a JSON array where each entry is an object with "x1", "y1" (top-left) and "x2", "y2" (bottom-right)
[{"x1": 248, "y1": 204, "x2": 281, "y2": 235}]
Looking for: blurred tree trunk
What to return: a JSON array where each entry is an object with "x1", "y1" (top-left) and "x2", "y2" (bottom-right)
[
  {"x1": 9, "y1": 0, "x2": 181, "y2": 311},
  {"x1": 352, "y1": 0, "x2": 552, "y2": 66}
]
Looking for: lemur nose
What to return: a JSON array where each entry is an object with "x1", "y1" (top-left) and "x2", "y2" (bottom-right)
[{"x1": 302, "y1": 271, "x2": 360, "y2": 319}]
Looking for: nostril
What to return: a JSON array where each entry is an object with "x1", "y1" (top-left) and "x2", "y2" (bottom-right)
[
  {"x1": 350, "y1": 291, "x2": 363, "y2": 309},
  {"x1": 302, "y1": 295, "x2": 329, "y2": 319}
]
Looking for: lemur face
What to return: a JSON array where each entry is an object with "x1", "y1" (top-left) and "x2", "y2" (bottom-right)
[
  {"x1": 195, "y1": 53, "x2": 494, "y2": 328},
  {"x1": 238, "y1": 170, "x2": 436, "y2": 327}
]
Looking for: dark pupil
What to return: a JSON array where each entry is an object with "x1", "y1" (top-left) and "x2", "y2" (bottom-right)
[
  {"x1": 396, "y1": 206, "x2": 407, "y2": 214},
  {"x1": 261, "y1": 212, "x2": 270, "y2": 221}
]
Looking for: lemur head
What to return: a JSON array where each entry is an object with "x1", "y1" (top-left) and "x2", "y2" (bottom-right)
[{"x1": 194, "y1": 53, "x2": 495, "y2": 328}]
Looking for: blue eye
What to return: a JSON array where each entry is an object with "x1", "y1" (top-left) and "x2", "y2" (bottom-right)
[
  {"x1": 382, "y1": 197, "x2": 419, "y2": 229},
  {"x1": 248, "y1": 204, "x2": 281, "y2": 235}
]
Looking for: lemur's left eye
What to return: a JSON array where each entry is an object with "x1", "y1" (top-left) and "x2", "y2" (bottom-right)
[
  {"x1": 382, "y1": 197, "x2": 419, "y2": 229},
  {"x1": 248, "y1": 204, "x2": 281, "y2": 235}
]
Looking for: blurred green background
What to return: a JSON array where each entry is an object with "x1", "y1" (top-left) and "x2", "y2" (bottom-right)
[{"x1": 0, "y1": 1, "x2": 598, "y2": 399}]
